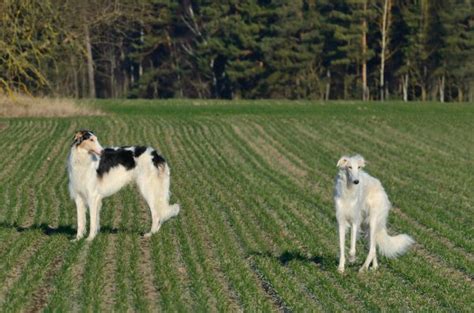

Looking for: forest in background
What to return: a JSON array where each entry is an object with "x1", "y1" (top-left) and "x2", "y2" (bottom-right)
[{"x1": 0, "y1": 0, "x2": 473, "y2": 101}]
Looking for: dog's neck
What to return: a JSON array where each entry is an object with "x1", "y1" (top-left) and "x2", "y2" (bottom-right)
[{"x1": 69, "y1": 146, "x2": 98, "y2": 167}]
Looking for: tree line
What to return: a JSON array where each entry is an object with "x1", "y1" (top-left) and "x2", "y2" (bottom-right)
[{"x1": 1, "y1": 0, "x2": 473, "y2": 102}]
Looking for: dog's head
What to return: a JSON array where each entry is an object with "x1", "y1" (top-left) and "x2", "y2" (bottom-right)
[
  {"x1": 337, "y1": 154, "x2": 366, "y2": 185},
  {"x1": 72, "y1": 130, "x2": 103, "y2": 156}
]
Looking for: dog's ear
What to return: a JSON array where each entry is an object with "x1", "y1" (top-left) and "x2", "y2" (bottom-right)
[
  {"x1": 337, "y1": 156, "x2": 349, "y2": 168},
  {"x1": 72, "y1": 130, "x2": 85, "y2": 146},
  {"x1": 73, "y1": 131, "x2": 83, "y2": 141},
  {"x1": 354, "y1": 154, "x2": 366, "y2": 168}
]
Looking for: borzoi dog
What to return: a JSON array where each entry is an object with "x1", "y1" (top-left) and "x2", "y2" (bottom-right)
[
  {"x1": 67, "y1": 130, "x2": 180, "y2": 241},
  {"x1": 334, "y1": 155, "x2": 414, "y2": 273}
]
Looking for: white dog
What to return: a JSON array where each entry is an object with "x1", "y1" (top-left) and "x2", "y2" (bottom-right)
[
  {"x1": 67, "y1": 130, "x2": 180, "y2": 241},
  {"x1": 334, "y1": 154, "x2": 414, "y2": 273}
]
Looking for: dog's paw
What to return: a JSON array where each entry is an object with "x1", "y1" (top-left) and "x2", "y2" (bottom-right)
[
  {"x1": 143, "y1": 232, "x2": 153, "y2": 238},
  {"x1": 348, "y1": 254, "x2": 356, "y2": 263},
  {"x1": 71, "y1": 236, "x2": 84, "y2": 242},
  {"x1": 337, "y1": 267, "x2": 345, "y2": 274},
  {"x1": 172, "y1": 204, "x2": 180, "y2": 216},
  {"x1": 86, "y1": 236, "x2": 96, "y2": 242},
  {"x1": 358, "y1": 266, "x2": 368, "y2": 273}
]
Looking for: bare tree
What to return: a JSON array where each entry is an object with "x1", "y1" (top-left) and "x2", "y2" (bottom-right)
[
  {"x1": 377, "y1": 0, "x2": 393, "y2": 101},
  {"x1": 362, "y1": 0, "x2": 369, "y2": 101}
]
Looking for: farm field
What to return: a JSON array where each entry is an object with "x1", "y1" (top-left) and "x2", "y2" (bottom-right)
[{"x1": 0, "y1": 100, "x2": 472, "y2": 312}]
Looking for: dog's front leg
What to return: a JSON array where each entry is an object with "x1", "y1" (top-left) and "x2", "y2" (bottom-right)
[
  {"x1": 87, "y1": 196, "x2": 102, "y2": 241},
  {"x1": 337, "y1": 222, "x2": 346, "y2": 273},
  {"x1": 360, "y1": 218, "x2": 377, "y2": 272},
  {"x1": 73, "y1": 197, "x2": 86, "y2": 241},
  {"x1": 349, "y1": 223, "x2": 357, "y2": 263}
]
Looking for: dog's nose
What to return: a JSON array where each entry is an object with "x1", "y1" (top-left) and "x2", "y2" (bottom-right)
[{"x1": 353, "y1": 180, "x2": 359, "y2": 184}]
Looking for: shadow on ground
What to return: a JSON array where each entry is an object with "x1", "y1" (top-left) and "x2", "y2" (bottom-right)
[
  {"x1": 0, "y1": 222, "x2": 133, "y2": 237},
  {"x1": 249, "y1": 250, "x2": 336, "y2": 270}
]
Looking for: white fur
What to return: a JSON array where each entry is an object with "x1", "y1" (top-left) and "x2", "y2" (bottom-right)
[
  {"x1": 334, "y1": 155, "x2": 414, "y2": 273},
  {"x1": 68, "y1": 133, "x2": 180, "y2": 241}
]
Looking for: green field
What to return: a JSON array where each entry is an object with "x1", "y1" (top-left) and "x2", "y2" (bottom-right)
[{"x1": 0, "y1": 100, "x2": 472, "y2": 312}]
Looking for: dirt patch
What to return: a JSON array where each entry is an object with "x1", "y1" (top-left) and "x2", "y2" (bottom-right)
[
  {"x1": 27, "y1": 243, "x2": 71, "y2": 313},
  {"x1": 100, "y1": 235, "x2": 118, "y2": 311},
  {"x1": 0, "y1": 93, "x2": 103, "y2": 117},
  {"x1": 138, "y1": 239, "x2": 160, "y2": 308},
  {"x1": 0, "y1": 235, "x2": 47, "y2": 303}
]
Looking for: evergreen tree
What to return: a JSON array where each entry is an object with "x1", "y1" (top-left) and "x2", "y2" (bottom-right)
[
  {"x1": 259, "y1": 0, "x2": 324, "y2": 99},
  {"x1": 192, "y1": 1, "x2": 265, "y2": 99},
  {"x1": 323, "y1": 0, "x2": 375, "y2": 99},
  {"x1": 129, "y1": 0, "x2": 180, "y2": 98},
  {"x1": 438, "y1": 0, "x2": 474, "y2": 102}
]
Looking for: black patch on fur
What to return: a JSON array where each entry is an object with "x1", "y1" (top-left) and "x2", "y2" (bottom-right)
[
  {"x1": 97, "y1": 148, "x2": 136, "y2": 177},
  {"x1": 134, "y1": 146, "x2": 147, "y2": 158},
  {"x1": 151, "y1": 150, "x2": 166, "y2": 168}
]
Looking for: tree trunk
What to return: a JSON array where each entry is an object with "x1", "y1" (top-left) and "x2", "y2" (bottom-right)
[
  {"x1": 469, "y1": 81, "x2": 473, "y2": 102},
  {"x1": 138, "y1": 28, "x2": 144, "y2": 81},
  {"x1": 73, "y1": 64, "x2": 79, "y2": 98},
  {"x1": 421, "y1": 85, "x2": 427, "y2": 101},
  {"x1": 439, "y1": 75, "x2": 445, "y2": 103},
  {"x1": 84, "y1": 24, "x2": 96, "y2": 98},
  {"x1": 421, "y1": 65, "x2": 427, "y2": 101},
  {"x1": 130, "y1": 64, "x2": 135, "y2": 85},
  {"x1": 458, "y1": 87, "x2": 463, "y2": 102},
  {"x1": 325, "y1": 69, "x2": 331, "y2": 101},
  {"x1": 402, "y1": 74, "x2": 408, "y2": 102},
  {"x1": 362, "y1": 0, "x2": 369, "y2": 101},
  {"x1": 110, "y1": 53, "x2": 115, "y2": 98},
  {"x1": 81, "y1": 66, "x2": 87, "y2": 98},
  {"x1": 380, "y1": 0, "x2": 392, "y2": 102}
]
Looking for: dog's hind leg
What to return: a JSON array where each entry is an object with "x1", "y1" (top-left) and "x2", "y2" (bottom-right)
[
  {"x1": 372, "y1": 254, "x2": 378, "y2": 270},
  {"x1": 360, "y1": 218, "x2": 377, "y2": 272},
  {"x1": 73, "y1": 197, "x2": 86, "y2": 241},
  {"x1": 139, "y1": 165, "x2": 179, "y2": 238},
  {"x1": 145, "y1": 201, "x2": 161, "y2": 238},
  {"x1": 138, "y1": 180, "x2": 162, "y2": 237}
]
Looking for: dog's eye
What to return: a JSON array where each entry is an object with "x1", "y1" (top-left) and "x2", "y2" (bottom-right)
[
  {"x1": 358, "y1": 166, "x2": 361, "y2": 169},
  {"x1": 348, "y1": 166, "x2": 352, "y2": 169}
]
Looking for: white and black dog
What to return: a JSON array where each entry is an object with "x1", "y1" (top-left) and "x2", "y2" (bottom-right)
[
  {"x1": 334, "y1": 155, "x2": 414, "y2": 273},
  {"x1": 67, "y1": 130, "x2": 180, "y2": 241}
]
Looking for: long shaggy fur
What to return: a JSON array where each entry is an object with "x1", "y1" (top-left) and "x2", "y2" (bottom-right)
[
  {"x1": 376, "y1": 230, "x2": 414, "y2": 258},
  {"x1": 67, "y1": 130, "x2": 180, "y2": 241},
  {"x1": 334, "y1": 154, "x2": 414, "y2": 273}
]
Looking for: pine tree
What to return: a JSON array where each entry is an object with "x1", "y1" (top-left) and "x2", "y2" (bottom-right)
[
  {"x1": 438, "y1": 0, "x2": 474, "y2": 102},
  {"x1": 129, "y1": 0, "x2": 180, "y2": 98},
  {"x1": 322, "y1": 0, "x2": 375, "y2": 100},
  {"x1": 259, "y1": 0, "x2": 324, "y2": 99},
  {"x1": 398, "y1": 0, "x2": 443, "y2": 101},
  {"x1": 189, "y1": 1, "x2": 266, "y2": 99}
]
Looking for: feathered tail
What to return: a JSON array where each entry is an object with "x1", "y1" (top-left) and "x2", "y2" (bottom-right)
[
  {"x1": 160, "y1": 203, "x2": 180, "y2": 223},
  {"x1": 376, "y1": 228, "x2": 414, "y2": 258}
]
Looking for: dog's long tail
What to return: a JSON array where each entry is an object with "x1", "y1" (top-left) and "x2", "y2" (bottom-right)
[
  {"x1": 160, "y1": 203, "x2": 180, "y2": 223},
  {"x1": 376, "y1": 228, "x2": 414, "y2": 258}
]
